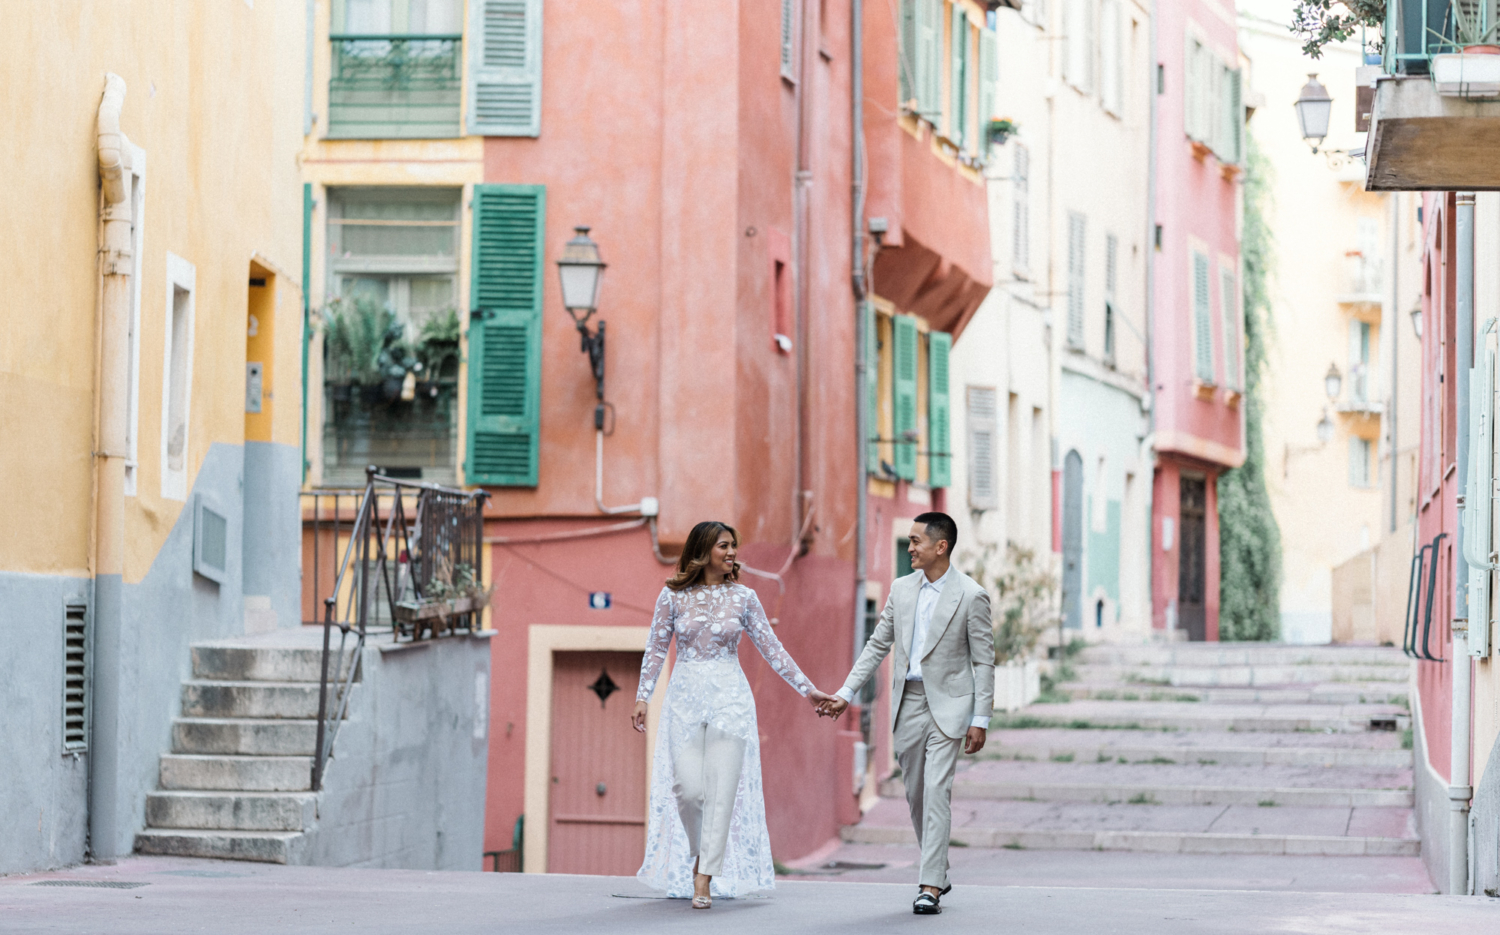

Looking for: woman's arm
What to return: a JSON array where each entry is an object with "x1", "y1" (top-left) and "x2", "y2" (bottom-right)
[
  {"x1": 742, "y1": 590, "x2": 815, "y2": 697},
  {"x1": 637, "y1": 588, "x2": 675, "y2": 703}
]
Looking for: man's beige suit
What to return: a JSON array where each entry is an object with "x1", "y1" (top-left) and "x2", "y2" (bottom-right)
[{"x1": 838, "y1": 568, "x2": 995, "y2": 889}]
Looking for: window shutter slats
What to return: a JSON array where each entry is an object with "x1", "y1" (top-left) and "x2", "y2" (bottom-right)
[
  {"x1": 1221, "y1": 267, "x2": 1240, "y2": 390},
  {"x1": 1067, "y1": 212, "x2": 1086, "y2": 348},
  {"x1": 900, "y1": 0, "x2": 918, "y2": 107},
  {"x1": 867, "y1": 302, "x2": 880, "y2": 472},
  {"x1": 781, "y1": 0, "x2": 796, "y2": 79},
  {"x1": 917, "y1": 0, "x2": 942, "y2": 121},
  {"x1": 893, "y1": 314, "x2": 919, "y2": 481},
  {"x1": 950, "y1": 10, "x2": 968, "y2": 148},
  {"x1": 929, "y1": 331, "x2": 952, "y2": 489},
  {"x1": 468, "y1": 0, "x2": 542, "y2": 136},
  {"x1": 979, "y1": 27, "x2": 998, "y2": 126},
  {"x1": 467, "y1": 184, "x2": 545, "y2": 486},
  {"x1": 966, "y1": 386, "x2": 998, "y2": 510},
  {"x1": 1192, "y1": 250, "x2": 1214, "y2": 383}
]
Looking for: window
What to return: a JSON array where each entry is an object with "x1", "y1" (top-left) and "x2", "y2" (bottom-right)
[
  {"x1": 1104, "y1": 233, "x2": 1118, "y2": 366},
  {"x1": 1100, "y1": 0, "x2": 1122, "y2": 115},
  {"x1": 772, "y1": 259, "x2": 792, "y2": 352},
  {"x1": 781, "y1": 0, "x2": 796, "y2": 80},
  {"x1": 1349, "y1": 437, "x2": 1373, "y2": 487},
  {"x1": 469, "y1": 0, "x2": 544, "y2": 136},
  {"x1": 1215, "y1": 63, "x2": 1243, "y2": 163},
  {"x1": 928, "y1": 331, "x2": 952, "y2": 488},
  {"x1": 950, "y1": 6, "x2": 971, "y2": 148},
  {"x1": 161, "y1": 253, "x2": 196, "y2": 501},
  {"x1": 323, "y1": 187, "x2": 463, "y2": 485},
  {"x1": 1013, "y1": 143, "x2": 1030, "y2": 273},
  {"x1": 1183, "y1": 27, "x2": 1241, "y2": 163},
  {"x1": 466, "y1": 184, "x2": 545, "y2": 486},
  {"x1": 1067, "y1": 212, "x2": 1086, "y2": 349},
  {"x1": 892, "y1": 314, "x2": 920, "y2": 480},
  {"x1": 124, "y1": 145, "x2": 146, "y2": 497},
  {"x1": 979, "y1": 26, "x2": 998, "y2": 132},
  {"x1": 901, "y1": 0, "x2": 948, "y2": 124},
  {"x1": 1221, "y1": 265, "x2": 1241, "y2": 390},
  {"x1": 1064, "y1": 0, "x2": 1094, "y2": 92},
  {"x1": 1349, "y1": 320, "x2": 1372, "y2": 406},
  {"x1": 330, "y1": 0, "x2": 464, "y2": 139},
  {"x1": 1191, "y1": 249, "x2": 1214, "y2": 383},
  {"x1": 1184, "y1": 32, "x2": 1209, "y2": 143},
  {"x1": 967, "y1": 386, "x2": 999, "y2": 510}
]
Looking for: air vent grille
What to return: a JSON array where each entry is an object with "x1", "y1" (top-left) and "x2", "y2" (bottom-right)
[{"x1": 63, "y1": 602, "x2": 88, "y2": 753}]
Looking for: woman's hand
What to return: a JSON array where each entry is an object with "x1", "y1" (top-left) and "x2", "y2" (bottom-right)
[
  {"x1": 631, "y1": 701, "x2": 648, "y2": 733},
  {"x1": 808, "y1": 689, "x2": 841, "y2": 718}
]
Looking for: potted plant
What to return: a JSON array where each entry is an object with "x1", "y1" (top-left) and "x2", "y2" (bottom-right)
[
  {"x1": 395, "y1": 557, "x2": 492, "y2": 638},
  {"x1": 1432, "y1": 1, "x2": 1500, "y2": 97},
  {"x1": 963, "y1": 543, "x2": 1058, "y2": 713},
  {"x1": 986, "y1": 117, "x2": 1018, "y2": 147}
]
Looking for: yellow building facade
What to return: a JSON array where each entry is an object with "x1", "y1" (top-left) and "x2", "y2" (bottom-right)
[{"x1": 0, "y1": 1, "x2": 305, "y2": 870}]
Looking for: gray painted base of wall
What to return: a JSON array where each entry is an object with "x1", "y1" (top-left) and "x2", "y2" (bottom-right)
[
  {"x1": 306, "y1": 633, "x2": 492, "y2": 870},
  {"x1": 1471, "y1": 723, "x2": 1500, "y2": 896},
  {"x1": 242, "y1": 441, "x2": 301, "y2": 631},
  {"x1": 1413, "y1": 682, "x2": 1452, "y2": 893},
  {"x1": 0, "y1": 572, "x2": 92, "y2": 872}
]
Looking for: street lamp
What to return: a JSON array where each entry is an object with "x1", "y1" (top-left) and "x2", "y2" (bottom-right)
[
  {"x1": 1411, "y1": 301, "x2": 1424, "y2": 340},
  {"x1": 1324, "y1": 362, "x2": 1343, "y2": 402},
  {"x1": 556, "y1": 226, "x2": 608, "y2": 402},
  {"x1": 1316, "y1": 412, "x2": 1335, "y2": 445},
  {"x1": 1295, "y1": 74, "x2": 1333, "y2": 154}
]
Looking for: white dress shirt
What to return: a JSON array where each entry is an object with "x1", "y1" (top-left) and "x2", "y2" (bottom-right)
[{"x1": 838, "y1": 565, "x2": 988, "y2": 730}]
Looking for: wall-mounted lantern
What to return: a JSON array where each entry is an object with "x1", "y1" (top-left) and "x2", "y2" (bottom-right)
[{"x1": 556, "y1": 226, "x2": 608, "y2": 402}]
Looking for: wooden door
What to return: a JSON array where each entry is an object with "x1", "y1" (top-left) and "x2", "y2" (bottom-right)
[
  {"x1": 1061, "y1": 450, "x2": 1084, "y2": 630},
  {"x1": 547, "y1": 651, "x2": 647, "y2": 875},
  {"x1": 1178, "y1": 477, "x2": 1207, "y2": 642}
]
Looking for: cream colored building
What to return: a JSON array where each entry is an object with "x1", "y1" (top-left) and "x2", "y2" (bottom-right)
[{"x1": 1239, "y1": 0, "x2": 1422, "y2": 645}]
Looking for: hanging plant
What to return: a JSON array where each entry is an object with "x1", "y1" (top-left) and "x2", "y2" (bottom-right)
[
  {"x1": 987, "y1": 117, "x2": 1018, "y2": 147},
  {"x1": 321, "y1": 296, "x2": 419, "y2": 391},
  {"x1": 1291, "y1": 0, "x2": 1385, "y2": 59}
]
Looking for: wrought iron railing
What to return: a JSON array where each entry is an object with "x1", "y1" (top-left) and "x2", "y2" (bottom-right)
[
  {"x1": 327, "y1": 33, "x2": 462, "y2": 139},
  {"x1": 307, "y1": 467, "x2": 489, "y2": 790},
  {"x1": 1383, "y1": 0, "x2": 1492, "y2": 74}
]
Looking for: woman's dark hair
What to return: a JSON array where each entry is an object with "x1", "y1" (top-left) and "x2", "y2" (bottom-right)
[{"x1": 666, "y1": 521, "x2": 741, "y2": 591}]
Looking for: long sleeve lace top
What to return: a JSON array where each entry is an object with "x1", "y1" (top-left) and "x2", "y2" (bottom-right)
[{"x1": 636, "y1": 582, "x2": 813, "y2": 702}]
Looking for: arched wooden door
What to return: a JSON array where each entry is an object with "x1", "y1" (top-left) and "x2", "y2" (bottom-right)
[{"x1": 547, "y1": 651, "x2": 648, "y2": 874}]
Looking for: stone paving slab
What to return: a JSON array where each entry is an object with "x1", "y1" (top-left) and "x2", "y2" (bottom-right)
[
  {"x1": 997, "y1": 700, "x2": 1407, "y2": 732},
  {"x1": 956, "y1": 758, "x2": 1413, "y2": 790},
  {"x1": 987, "y1": 726, "x2": 1407, "y2": 754},
  {"x1": 1, "y1": 856, "x2": 1488, "y2": 935}
]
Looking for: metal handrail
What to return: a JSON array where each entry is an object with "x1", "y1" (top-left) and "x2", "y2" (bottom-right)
[{"x1": 309, "y1": 466, "x2": 489, "y2": 791}]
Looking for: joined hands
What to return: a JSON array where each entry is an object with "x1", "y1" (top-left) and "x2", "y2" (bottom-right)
[{"x1": 809, "y1": 690, "x2": 848, "y2": 720}]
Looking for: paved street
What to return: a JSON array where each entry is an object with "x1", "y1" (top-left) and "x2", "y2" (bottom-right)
[{"x1": 1, "y1": 856, "x2": 1492, "y2": 935}]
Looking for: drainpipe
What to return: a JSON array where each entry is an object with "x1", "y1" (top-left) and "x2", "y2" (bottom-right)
[
  {"x1": 1144, "y1": 0, "x2": 1160, "y2": 631},
  {"x1": 852, "y1": 0, "x2": 868, "y2": 662},
  {"x1": 1450, "y1": 191, "x2": 1475, "y2": 895},
  {"x1": 1389, "y1": 194, "x2": 1399, "y2": 534},
  {"x1": 92, "y1": 72, "x2": 133, "y2": 861},
  {"x1": 793, "y1": 0, "x2": 814, "y2": 556}
]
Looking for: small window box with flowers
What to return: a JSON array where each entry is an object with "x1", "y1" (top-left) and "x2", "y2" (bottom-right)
[{"x1": 987, "y1": 118, "x2": 1018, "y2": 147}]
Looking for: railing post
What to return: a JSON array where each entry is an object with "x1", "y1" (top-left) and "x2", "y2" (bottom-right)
[{"x1": 311, "y1": 595, "x2": 336, "y2": 791}]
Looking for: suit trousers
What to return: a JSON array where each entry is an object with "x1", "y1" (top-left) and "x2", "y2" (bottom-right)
[
  {"x1": 893, "y1": 681, "x2": 962, "y2": 889},
  {"x1": 671, "y1": 722, "x2": 746, "y2": 877}
]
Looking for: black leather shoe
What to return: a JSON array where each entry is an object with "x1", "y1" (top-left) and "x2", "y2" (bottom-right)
[{"x1": 913, "y1": 891, "x2": 941, "y2": 915}]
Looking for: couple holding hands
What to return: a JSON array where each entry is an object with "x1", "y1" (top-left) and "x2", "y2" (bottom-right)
[{"x1": 629, "y1": 512, "x2": 995, "y2": 915}]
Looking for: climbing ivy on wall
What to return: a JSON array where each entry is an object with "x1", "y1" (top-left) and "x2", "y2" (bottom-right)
[{"x1": 1217, "y1": 136, "x2": 1283, "y2": 642}]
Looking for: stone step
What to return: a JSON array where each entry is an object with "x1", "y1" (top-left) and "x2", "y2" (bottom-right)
[
  {"x1": 180, "y1": 680, "x2": 341, "y2": 719},
  {"x1": 995, "y1": 700, "x2": 1410, "y2": 733},
  {"x1": 192, "y1": 642, "x2": 358, "y2": 683},
  {"x1": 1056, "y1": 682, "x2": 1411, "y2": 706},
  {"x1": 172, "y1": 718, "x2": 319, "y2": 756},
  {"x1": 134, "y1": 828, "x2": 306, "y2": 864},
  {"x1": 985, "y1": 737, "x2": 1412, "y2": 769},
  {"x1": 145, "y1": 790, "x2": 317, "y2": 832},
  {"x1": 880, "y1": 778, "x2": 1410, "y2": 808},
  {"x1": 1075, "y1": 645, "x2": 1412, "y2": 667},
  {"x1": 1068, "y1": 663, "x2": 1410, "y2": 687},
  {"x1": 159, "y1": 754, "x2": 312, "y2": 792},
  {"x1": 842, "y1": 797, "x2": 1418, "y2": 857}
]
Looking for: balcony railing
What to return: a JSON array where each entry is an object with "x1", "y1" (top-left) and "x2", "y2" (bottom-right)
[
  {"x1": 328, "y1": 34, "x2": 462, "y2": 139},
  {"x1": 1383, "y1": 0, "x2": 1491, "y2": 74}
]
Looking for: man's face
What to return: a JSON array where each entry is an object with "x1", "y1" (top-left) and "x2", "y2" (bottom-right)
[{"x1": 907, "y1": 522, "x2": 947, "y2": 572}]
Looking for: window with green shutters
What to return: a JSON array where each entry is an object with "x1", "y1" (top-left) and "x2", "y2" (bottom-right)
[
  {"x1": 950, "y1": 8, "x2": 969, "y2": 148},
  {"x1": 892, "y1": 314, "x2": 919, "y2": 481},
  {"x1": 329, "y1": 0, "x2": 464, "y2": 139},
  {"x1": 466, "y1": 184, "x2": 545, "y2": 486},
  {"x1": 468, "y1": 0, "x2": 543, "y2": 136},
  {"x1": 928, "y1": 331, "x2": 952, "y2": 488},
  {"x1": 1192, "y1": 250, "x2": 1215, "y2": 383},
  {"x1": 978, "y1": 26, "x2": 997, "y2": 130},
  {"x1": 900, "y1": 0, "x2": 918, "y2": 109},
  {"x1": 866, "y1": 301, "x2": 880, "y2": 473},
  {"x1": 916, "y1": 0, "x2": 942, "y2": 122}
]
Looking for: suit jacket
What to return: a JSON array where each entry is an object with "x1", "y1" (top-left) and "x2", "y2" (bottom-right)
[{"x1": 839, "y1": 567, "x2": 996, "y2": 740}]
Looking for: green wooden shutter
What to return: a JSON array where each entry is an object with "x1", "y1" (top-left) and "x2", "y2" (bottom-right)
[
  {"x1": 928, "y1": 331, "x2": 952, "y2": 488},
  {"x1": 781, "y1": 0, "x2": 796, "y2": 79},
  {"x1": 893, "y1": 314, "x2": 919, "y2": 481},
  {"x1": 979, "y1": 26, "x2": 997, "y2": 127},
  {"x1": 866, "y1": 302, "x2": 880, "y2": 472},
  {"x1": 1223, "y1": 67, "x2": 1243, "y2": 164},
  {"x1": 1192, "y1": 250, "x2": 1214, "y2": 383},
  {"x1": 917, "y1": 0, "x2": 941, "y2": 121},
  {"x1": 467, "y1": 184, "x2": 545, "y2": 485},
  {"x1": 1220, "y1": 267, "x2": 1240, "y2": 390},
  {"x1": 950, "y1": 10, "x2": 967, "y2": 147},
  {"x1": 900, "y1": 0, "x2": 917, "y2": 109},
  {"x1": 1183, "y1": 32, "x2": 1198, "y2": 141},
  {"x1": 468, "y1": 0, "x2": 542, "y2": 136}
]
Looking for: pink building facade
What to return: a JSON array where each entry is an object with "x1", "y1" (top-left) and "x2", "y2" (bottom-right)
[{"x1": 1149, "y1": 0, "x2": 1246, "y2": 640}]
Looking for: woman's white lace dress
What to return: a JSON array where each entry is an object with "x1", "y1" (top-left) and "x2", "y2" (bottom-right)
[{"x1": 635, "y1": 582, "x2": 812, "y2": 898}]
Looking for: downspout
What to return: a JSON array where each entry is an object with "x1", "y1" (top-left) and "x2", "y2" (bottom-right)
[
  {"x1": 1389, "y1": 193, "x2": 1399, "y2": 534},
  {"x1": 793, "y1": 0, "x2": 814, "y2": 557},
  {"x1": 91, "y1": 72, "x2": 132, "y2": 861},
  {"x1": 852, "y1": 0, "x2": 868, "y2": 663},
  {"x1": 1144, "y1": 0, "x2": 1160, "y2": 630},
  {"x1": 301, "y1": 183, "x2": 312, "y2": 483},
  {"x1": 1450, "y1": 190, "x2": 1475, "y2": 895}
]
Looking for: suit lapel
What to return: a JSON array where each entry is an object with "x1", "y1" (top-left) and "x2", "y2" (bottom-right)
[
  {"x1": 894, "y1": 573, "x2": 919, "y2": 672},
  {"x1": 921, "y1": 572, "x2": 964, "y2": 660}
]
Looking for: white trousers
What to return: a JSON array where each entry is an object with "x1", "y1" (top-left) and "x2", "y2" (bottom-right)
[
  {"x1": 671, "y1": 722, "x2": 746, "y2": 877},
  {"x1": 893, "y1": 681, "x2": 962, "y2": 889}
]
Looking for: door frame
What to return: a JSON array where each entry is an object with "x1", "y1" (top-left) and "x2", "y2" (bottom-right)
[{"x1": 523, "y1": 625, "x2": 661, "y2": 873}]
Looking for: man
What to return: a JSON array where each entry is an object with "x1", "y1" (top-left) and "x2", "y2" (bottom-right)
[{"x1": 821, "y1": 512, "x2": 994, "y2": 915}]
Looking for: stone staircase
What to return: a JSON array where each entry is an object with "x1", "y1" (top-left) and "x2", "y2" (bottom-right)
[
  {"x1": 135, "y1": 628, "x2": 356, "y2": 863},
  {"x1": 844, "y1": 643, "x2": 1419, "y2": 861}
]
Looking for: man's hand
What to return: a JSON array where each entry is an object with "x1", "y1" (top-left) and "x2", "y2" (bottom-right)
[
  {"x1": 808, "y1": 689, "x2": 836, "y2": 715},
  {"x1": 819, "y1": 695, "x2": 850, "y2": 720},
  {"x1": 963, "y1": 726, "x2": 986, "y2": 755}
]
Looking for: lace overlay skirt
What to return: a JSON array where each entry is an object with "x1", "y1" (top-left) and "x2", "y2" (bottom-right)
[{"x1": 636, "y1": 658, "x2": 777, "y2": 898}]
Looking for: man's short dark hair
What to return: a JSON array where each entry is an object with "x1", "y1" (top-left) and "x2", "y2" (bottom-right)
[{"x1": 913, "y1": 511, "x2": 957, "y2": 553}]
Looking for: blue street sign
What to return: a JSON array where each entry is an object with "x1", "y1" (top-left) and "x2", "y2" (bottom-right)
[{"x1": 589, "y1": 592, "x2": 612, "y2": 610}]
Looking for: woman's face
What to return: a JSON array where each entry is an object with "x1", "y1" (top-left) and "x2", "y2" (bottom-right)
[{"x1": 708, "y1": 531, "x2": 737, "y2": 579}]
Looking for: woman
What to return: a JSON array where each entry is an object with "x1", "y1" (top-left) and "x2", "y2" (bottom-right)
[{"x1": 631, "y1": 521, "x2": 832, "y2": 908}]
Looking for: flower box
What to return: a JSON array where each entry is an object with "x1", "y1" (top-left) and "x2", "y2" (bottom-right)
[
  {"x1": 993, "y1": 658, "x2": 1041, "y2": 713},
  {"x1": 1432, "y1": 51, "x2": 1500, "y2": 99},
  {"x1": 393, "y1": 593, "x2": 489, "y2": 623}
]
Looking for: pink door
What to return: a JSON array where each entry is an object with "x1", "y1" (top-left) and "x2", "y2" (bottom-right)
[{"x1": 548, "y1": 651, "x2": 648, "y2": 875}]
